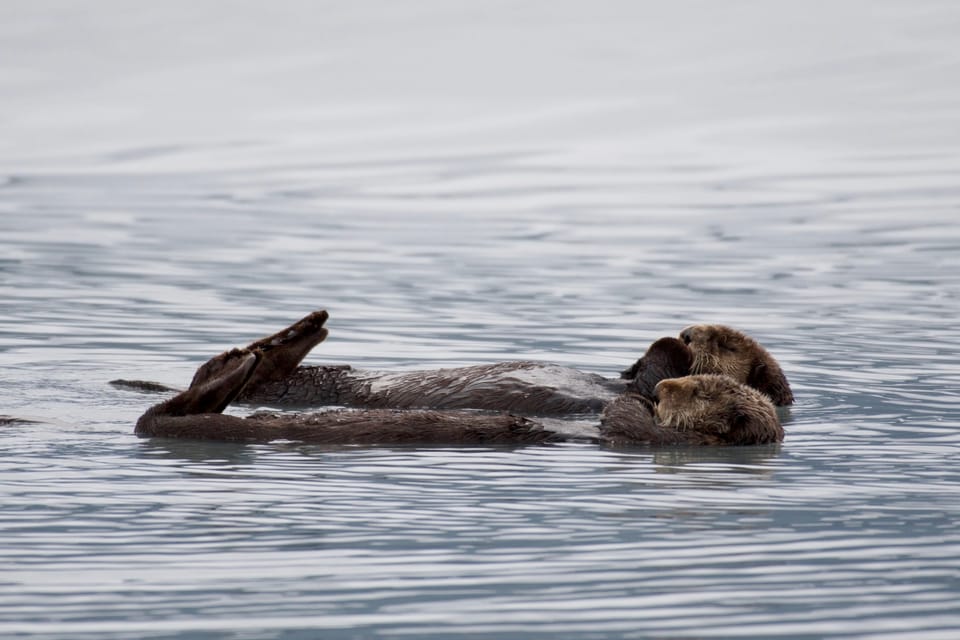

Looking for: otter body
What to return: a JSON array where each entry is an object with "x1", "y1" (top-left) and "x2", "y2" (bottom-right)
[
  {"x1": 135, "y1": 348, "x2": 565, "y2": 445},
  {"x1": 238, "y1": 320, "x2": 793, "y2": 412},
  {"x1": 240, "y1": 361, "x2": 625, "y2": 415},
  {"x1": 134, "y1": 317, "x2": 784, "y2": 447},
  {"x1": 138, "y1": 405, "x2": 561, "y2": 445},
  {"x1": 115, "y1": 311, "x2": 793, "y2": 415}
]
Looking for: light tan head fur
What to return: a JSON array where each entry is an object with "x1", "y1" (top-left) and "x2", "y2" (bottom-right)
[
  {"x1": 654, "y1": 374, "x2": 783, "y2": 444},
  {"x1": 679, "y1": 325, "x2": 794, "y2": 406}
]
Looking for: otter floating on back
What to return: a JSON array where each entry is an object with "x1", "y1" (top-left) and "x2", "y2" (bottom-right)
[
  {"x1": 237, "y1": 318, "x2": 794, "y2": 411},
  {"x1": 116, "y1": 311, "x2": 792, "y2": 414},
  {"x1": 134, "y1": 311, "x2": 785, "y2": 447}
]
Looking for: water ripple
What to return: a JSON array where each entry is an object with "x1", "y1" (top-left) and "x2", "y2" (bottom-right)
[{"x1": 4, "y1": 2, "x2": 960, "y2": 637}]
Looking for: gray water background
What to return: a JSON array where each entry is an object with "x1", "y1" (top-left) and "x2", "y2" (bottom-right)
[{"x1": 2, "y1": 1, "x2": 960, "y2": 638}]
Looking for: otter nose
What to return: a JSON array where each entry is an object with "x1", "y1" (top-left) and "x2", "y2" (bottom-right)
[{"x1": 680, "y1": 328, "x2": 693, "y2": 345}]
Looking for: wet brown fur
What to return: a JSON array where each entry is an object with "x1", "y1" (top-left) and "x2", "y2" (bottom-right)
[
  {"x1": 622, "y1": 337, "x2": 693, "y2": 401},
  {"x1": 136, "y1": 349, "x2": 560, "y2": 445},
  {"x1": 134, "y1": 313, "x2": 786, "y2": 447},
  {"x1": 136, "y1": 315, "x2": 560, "y2": 445},
  {"x1": 242, "y1": 361, "x2": 619, "y2": 414},
  {"x1": 654, "y1": 374, "x2": 783, "y2": 445},
  {"x1": 680, "y1": 324, "x2": 794, "y2": 406},
  {"x1": 139, "y1": 407, "x2": 559, "y2": 445},
  {"x1": 114, "y1": 314, "x2": 792, "y2": 416}
]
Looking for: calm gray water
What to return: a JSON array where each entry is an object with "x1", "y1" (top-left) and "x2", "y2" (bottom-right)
[{"x1": 2, "y1": 2, "x2": 960, "y2": 638}]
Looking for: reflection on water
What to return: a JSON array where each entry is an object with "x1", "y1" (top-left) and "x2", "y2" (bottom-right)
[{"x1": 2, "y1": 1, "x2": 960, "y2": 638}]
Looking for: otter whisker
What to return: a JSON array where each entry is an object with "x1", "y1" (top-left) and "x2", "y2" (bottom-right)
[{"x1": 690, "y1": 352, "x2": 720, "y2": 376}]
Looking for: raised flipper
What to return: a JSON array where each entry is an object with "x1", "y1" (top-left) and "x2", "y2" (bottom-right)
[
  {"x1": 135, "y1": 316, "x2": 561, "y2": 445},
  {"x1": 197, "y1": 310, "x2": 328, "y2": 392},
  {"x1": 113, "y1": 310, "x2": 329, "y2": 396},
  {"x1": 136, "y1": 348, "x2": 260, "y2": 437}
]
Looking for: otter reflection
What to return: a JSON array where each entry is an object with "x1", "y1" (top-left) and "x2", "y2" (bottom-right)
[{"x1": 135, "y1": 312, "x2": 784, "y2": 447}]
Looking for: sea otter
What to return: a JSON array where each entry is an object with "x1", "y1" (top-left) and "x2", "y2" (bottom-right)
[
  {"x1": 600, "y1": 375, "x2": 783, "y2": 446},
  {"x1": 135, "y1": 319, "x2": 783, "y2": 446},
  {"x1": 619, "y1": 324, "x2": 793, "y2": 406},
  {"x1": 677, "y1": 324, "x2": 793, "y2": 406},
  {"x1": 115, "y1": 311, "x2": 792, "y2": 414}
]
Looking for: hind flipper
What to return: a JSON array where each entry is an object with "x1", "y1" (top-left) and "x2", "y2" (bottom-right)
[
  {"x1": 198, "y1": 310, "x2": 330, "y2": 392},
  {"x1": 136, "y1": 348, "x2": 261, "y2": 437}
]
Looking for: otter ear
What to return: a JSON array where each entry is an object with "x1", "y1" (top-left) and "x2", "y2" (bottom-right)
[{"x1": 747, "y1": 360, "x2": 794, "y2": 406}]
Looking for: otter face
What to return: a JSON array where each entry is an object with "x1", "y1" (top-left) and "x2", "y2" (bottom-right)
[
  {"x1": 655, "y1": 375, "x2": 730, "y2": 433},
  {"x1": 654, "y1": 374, "x2": 783, "y2": 444},
  {"x1": 679, "y1": 324, "x2": 794, "y2": 406}
]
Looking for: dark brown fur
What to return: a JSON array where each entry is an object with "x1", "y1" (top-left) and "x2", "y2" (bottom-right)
[
  {"x1": 136, "y1": 348, "x2": 559, "y2": 445},
  {"x1": 621, "y1": 337, "x2": 693, "y2": 401},
  {"x1": 241, "y1": 361, "x2": 621, "y2": 414},
  {"x1": 114, "y1": 313, "x2": 793, "y2": 417},
  {"x1": 138, "y1": 408, "x2": 559, "y2": 445},
  {"x1": 601, "y1": 373, "x2": 783, "y2": 446},
  {"x1": 599, "y1": 394, "x2": 691, "y2": 446},
  {"x1": 136, "y1": 327, "x2": 782, "y2": 447},
  {"x1": 192, "y1": 310, "x2": 329, "y2": 392},
  {"x1": 680, "y1": 324, "x2": 794, "y2": 406}
]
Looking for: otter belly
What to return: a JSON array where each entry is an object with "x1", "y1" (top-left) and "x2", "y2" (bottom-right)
[{"x1": 343, "y1": 361, "x2": 625, "y2": 415}]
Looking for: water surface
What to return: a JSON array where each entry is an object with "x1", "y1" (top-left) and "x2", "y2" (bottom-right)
[{"x1": 2, "y1": 2, "x2": 960, "y2": 638}]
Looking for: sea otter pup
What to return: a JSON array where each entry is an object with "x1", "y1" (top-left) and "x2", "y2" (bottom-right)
[
  {"x1": 135, "y1": 325, "x2": 783, "y2": 447},
  {"x1": 600, "y1": 374, "x2": 783, "y2": 446}
]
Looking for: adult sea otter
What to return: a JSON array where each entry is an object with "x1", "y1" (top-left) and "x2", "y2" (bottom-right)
[
  {"x1": 115, "y1": 310, "x2": 793, "y2": 413},
  {"x1": 134, "y1": 314, "x2": 783, "y2": 446}
]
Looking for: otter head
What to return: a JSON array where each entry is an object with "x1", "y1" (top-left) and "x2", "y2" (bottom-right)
[
  {"x1": 622, "y1": 337, "x2": 694, "y2": 402},
  {"x1": 679, "y1": 324, "x2": 794, "y2": 406},
  {"x1": 654, "y1": 374, "x2": 783, "y2": 444}
]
